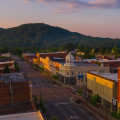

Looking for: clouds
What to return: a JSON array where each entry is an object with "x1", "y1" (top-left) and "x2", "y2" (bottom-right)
[{"x1": 23, "y1": 0, "x2": 120, "y2": 13}]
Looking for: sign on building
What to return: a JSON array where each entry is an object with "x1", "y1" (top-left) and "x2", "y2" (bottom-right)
[{"x1": 112, "y1": 98, "x2": 117, "y2": 112}]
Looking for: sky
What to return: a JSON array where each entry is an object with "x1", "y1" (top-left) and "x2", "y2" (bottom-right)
[{"x1": 0, "y1": 0, "x2": 120, "y2": 38}]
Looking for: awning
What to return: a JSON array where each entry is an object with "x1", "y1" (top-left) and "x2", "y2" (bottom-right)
[{"x1": 78, "y1": 75, "x2": 84, "y2": 78}]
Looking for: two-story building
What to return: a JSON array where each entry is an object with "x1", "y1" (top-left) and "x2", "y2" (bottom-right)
[{"x1": 87, "y1": 68, "x2": 120, "y2": 112}]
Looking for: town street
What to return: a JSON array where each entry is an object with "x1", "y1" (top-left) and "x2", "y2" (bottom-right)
[{"x1": 16, "y1": 58, "x2": 103, "y2": 120}]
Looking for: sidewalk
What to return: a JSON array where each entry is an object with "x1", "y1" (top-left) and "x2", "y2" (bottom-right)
[{"x1": 74, "y1": 97, "x2": 116, "y2": 120}]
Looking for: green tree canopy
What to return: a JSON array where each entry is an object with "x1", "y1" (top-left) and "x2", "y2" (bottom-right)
[
  {"x1": 14, "y1": 48, "x2": 22, "y2": 57},
  {"x1": 3, "y1": 65, "x2": 11, "y2": 73},
  {"x1": 112, "y1": 46, "x2": 119, "y2": 54},
  {"x1": 0, "y1": 47, "x2": 8, "y2": 54},
  {"x1": 64, "y1": 43, "x2": 76, "y2": 52}
]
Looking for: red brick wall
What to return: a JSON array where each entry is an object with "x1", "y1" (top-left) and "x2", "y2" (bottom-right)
[
  {"x1": 0, "y1": 83, "x2": 11, "y2": 106},
  {"x1": 0, "y1": 63, "x2": 13, "y2": 68},
  {"x1": 91, "y1": 61, "x2": 120, "y2": 68},
  {"x1": 39, "y1": 53, "x2": 67, "y2": 59},
  {"x1": 0, "y1": 82, "x2": 31, "y2": 107},
  {"x1": 12, "y1": 82, "x2": 30, "y2": 104}
]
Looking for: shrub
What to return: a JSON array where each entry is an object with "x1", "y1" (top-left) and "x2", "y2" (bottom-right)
[
  {"x1": 33, "y1": 93, "x2": 47, "y2": 113},
  {"x1": 14, "y1": 62, "x2": 20, "y2": 71},
  {"x1": 78, "y1": 88, "x2": 82, "y2": 96},
  {"x1": 53, "y1": 75, "x2": 58, "y2": 80},
  {"x1": 90, "y1": 94, "x2": 100, "y2": 106},
  {"x1": 115, "y1": 112, "x2": 120, "y2": 119},
  {"x1": 51, "y1": 116, "x2": 59, "y2": 120},
  {"x1": 3, "y1": 65, "x2": 11, "y2": 73}
]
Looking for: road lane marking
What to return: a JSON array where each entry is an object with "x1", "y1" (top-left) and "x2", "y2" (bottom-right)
[
  {"x1": 64, "y1": 104, "x2": 79, "y2": 119},
  {"x1": 70, "y1": 116, "x2": 78, "y2": 119}
]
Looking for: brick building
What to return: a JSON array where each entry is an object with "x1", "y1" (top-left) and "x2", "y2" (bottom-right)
[
  {"x1": 22, "y1": 53, "x2": 36, "y2": 62},
  {"x1": 91, "y1": 60, "x2": 120, "y2": 73},
  {"x1": 0, "y1": 73, "x2": 33, "y2": 114},
  {"x1": 0, "y1": 61, "x2": 14, "y2": 74},
  {"x1": 36, "y1": 52, "x2": 67, "y2": 64}
]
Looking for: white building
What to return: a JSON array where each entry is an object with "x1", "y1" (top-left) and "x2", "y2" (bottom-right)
[{"x1": 57, "y1": 52, "x2": 110, "y2": 88}]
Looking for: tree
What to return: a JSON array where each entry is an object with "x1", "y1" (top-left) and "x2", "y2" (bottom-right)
[
  {"x1": 94, "y1": 48, "x2": 99, "y2": 53},
  {"x1": 99, "y1": 46, "x2": 106, "y2": 54},
  {"x1": 3, "y1": 65, "x2": 11, "y2": 73},
  {"x1": 53, "y1": 75, "x2": 58, "y2": 80},
  {"x1": 49, "y1": 48, "x2": 58, "y2": 52},
  {"x1": 77, "y1": 45, "x2": 82, "y2": 51},
  {"x1": 0, "y1": 47, "x2": 9, "y2": 54},
  {"x1": 84, "y1": 46, "x2": 92, "y2": 54},
  {"x1": 14, "y1": 62, "x2": 20, "y2": 71},
  {"x1": 33, "y1": 95, "x2": 38, "y2": 106},
  {"x1": 64, "y1": 43, "x2": 75, "y2": 52},
  {"x1": 14, "y1": 48, "x2": 22, "y2": 57},
  {"x1": 38, "y1": 93, "x2": 47, "y2": 113},
  {"x1": 51, "y1": 116, "x2": 59, "y2": 120},
  {"x1": 112, "y1": 46, "x2": 119, "y2": 59},
  {"x1": 78, "y1": 88, "x2": 82, "y2": 96},
  {"x1": 112, "y1": 46, "x2": 119, "y2": 54},
  {"x1": 90, "y1": 94, "x2": 100, "y2": 106}
]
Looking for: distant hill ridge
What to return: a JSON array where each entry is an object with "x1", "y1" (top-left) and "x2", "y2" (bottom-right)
[
  {"x1": 0, "y1": 28, "x2": 4, "y2": 30},
  {"x1": 0, "y1": 23, "x2": 119, "y2": 48}
]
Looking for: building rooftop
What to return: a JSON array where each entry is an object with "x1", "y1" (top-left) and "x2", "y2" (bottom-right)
[
  {"x1": 0, "y1": 73, "x2": 26, "y2": 83},
  {"x1": 75, "y1": 62, "x2": 98, "y2": 67},
  {"x1": 0, "y1": 61, "x2": 13, "y2": 64},
  {"x1": 23, "y1": 53, "x2": 36, "y2": 56},
  {"x1": 98, "y1": 59, "x2": 120, "y2": 63},
  {"x1": 82, "y1": 59, "x2": 97, "y2": 63},
  {"x1": 0, "y1": 111, "x2": 43, "y2": 120},
  {"x1": 0, "y1": 103, "x2": 35, "y2": 116},
  {"x1": 90, "y1": 71, "x2": 118, "y2": 82},
  {"x1": 38, "y1": 52, "x2": 66, "y2": 54}
]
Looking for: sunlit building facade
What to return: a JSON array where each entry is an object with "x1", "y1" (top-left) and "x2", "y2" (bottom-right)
[
  {"x1": 87, "y1": 69, "x2": 120, "y2": 112},
  {"x1": 33, "y1": 52, "x2": 109, "y2": 87}
]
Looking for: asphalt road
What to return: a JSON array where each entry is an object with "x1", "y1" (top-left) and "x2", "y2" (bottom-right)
[
  {"x1": 46, "y1": 102, "x2": 101, "y2": 120},
  {"x1": 15, "y1": 57, "x2": 103, "y2": 120}
]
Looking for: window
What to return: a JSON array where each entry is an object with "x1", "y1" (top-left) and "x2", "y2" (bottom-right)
[
  {"x1": 67, "y1": 72, "x2": 68, "y2": 75},
  {"x1": 72, "y1": 71, "x2": 73, "y2": 75}
]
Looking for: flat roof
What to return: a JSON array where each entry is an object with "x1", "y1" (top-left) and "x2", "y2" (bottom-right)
[
  {"x1": 23, "y1": 53, "x2": 36, "y2": 56},
  {"x1": 0, "y1": 111, "x2": 43, "y2": 120},
  {"x1": 82, "y1": 59, "x2": 97, "y2": 63},
  {"x1": 38, "y1": 52, "x2": 66, "y2": 54},
  {"x1": 75, "y1": 62, "x2": 98, "y2": 67},
  {"x1": 0, "y1": 73, "x2": 26, "y2": 83},
  {"x1": 88, "y1": 71, "x2": 118, "y2": 82},
  {"x1": 0, "y1": 103, "x2": 35, "y2": 116},
  {"x1": 0, "y1": 61, "x2": 13, "y2": 64},
  {"x1": 53, "y1": 60, "x2": 99, "y2": 66},
  {"x1": 98, "y1": 60, "x2": 120, "y2": 63}
]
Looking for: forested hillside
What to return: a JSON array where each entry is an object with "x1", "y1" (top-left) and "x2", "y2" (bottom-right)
[{"x1": 0, "y1": 23, "x2": 119, "y2": 48}]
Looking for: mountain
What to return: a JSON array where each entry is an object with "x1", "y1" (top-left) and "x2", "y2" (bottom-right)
[
  {"x1": 0, "y1": 28, "x2": 4, "y2": 30},
  {"x1": 0, "y1": 23, "x2": 119, "y2": 48}
]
